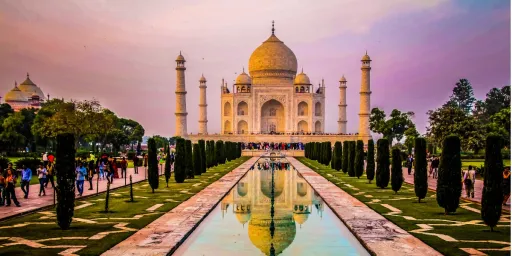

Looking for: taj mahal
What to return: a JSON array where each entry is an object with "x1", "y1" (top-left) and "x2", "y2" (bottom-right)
[{"x1": 177, "y1": 22, "x2": 372, "y2": 144}]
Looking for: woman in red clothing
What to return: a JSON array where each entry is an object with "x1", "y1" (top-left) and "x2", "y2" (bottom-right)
[{"x1": 112, "y1": 159, "x2": 119, "y2": 179}]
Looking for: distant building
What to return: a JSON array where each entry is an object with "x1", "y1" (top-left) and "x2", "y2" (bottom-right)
[{"x1": 3, "y1": 73, "x2": 46, "y2": 111}]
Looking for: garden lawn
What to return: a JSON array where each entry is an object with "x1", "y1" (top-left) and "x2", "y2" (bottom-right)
[
  {"x1": 297, "y1": 157, "x2": 510, "y2": 256},
  {"x1": 0, "y1": 157, "x2": 250, "y2": 256}
]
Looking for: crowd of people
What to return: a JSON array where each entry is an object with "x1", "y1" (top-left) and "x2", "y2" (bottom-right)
[{"x1": 241, "y1": 142, "x2": 304, "y2": 150}]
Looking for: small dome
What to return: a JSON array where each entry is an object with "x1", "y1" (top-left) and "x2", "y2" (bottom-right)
[
  {"x1": 199, "y1": 74, "x2": 206, "y2": 82},
  {"x1": 235, "y1": 70, "x2": 252, "y2": 85},
  {"x1": 5, "y1": 82, "x2": 28, "y2": 102},
  {"x1": 362, "y1": 51, "x2": 371, "y2": 61},
  {"x1": 293, "y1": 213, "x2": 309, "y2": 225},
  {"x1": 235, "y1": 212, "x2": 251, "y2": 225},
  {"x1": 339, "y1": 75, "x2": 347, "y2": 82},
  {"x1": 18, "y1": 73, "x2": 45, "y2": 99},
  {"x1": 293, "y1": 69, "x2": 311, "y2": 85},
  {"x1": 176, "y1": 52, "x2": 185, "y2": 62}
]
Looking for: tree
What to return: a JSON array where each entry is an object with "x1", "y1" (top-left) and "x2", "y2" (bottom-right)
[
  {"x1": 487, "y1": 108, "x2": 511, "y2": 146},
  {"x1": 414, "y1": 137, "x2": 428, "y2": 202},
  {"x1": 147, "y1": 138, "x2": 159, "y2": 192},
  {"x1": 193, "y1": 143, "x2": 202, "y2": 176},
  {"x1": 333, "y1": 142, "x2": 342, "y2": 171},
  {"x1": 348, "y1": 141, "x2": 356, "y2": 177},
  {"x1": 436, "y1": 135, "x2": 462, "y2": 214},
  {"x1": 326, "y1": 141, "x2": 332, "y2": 166},
  {"x1": 391, "y1": 148, "x2": 404, "y2": 194},
  {"x1": 199, "y1": 140, "x2": 206, "y2": 173},
  {"x1": 210, "y1": 140, "x2": 217, "y2": 167},
  {"x1": 366, "y1": 140, "x2": 375, "y2": 183},
  {"x1": 55, "y1": 133, "x2": 76, "y2": 230},
  {"x1": 445, "y1": 79, "x2": 475, "y2": 114},
  {"x1": 0, "y1": 112, "x2": 25, "y2": 152},
  {"x1": 185, "y1": 140, "x2": 194, "y2": 179},
  {"x1": 404, "y1": 127, "x2": 419, "y2": 153},
  {"x1": 342, "y1": 141, "x2": 349, "y2": 174},
  {"x1": 369, "y1": 108, "x2": 415, "y2": 146},
  {"x1": 216, "y1": 140, "x2": 225, "y2": 165},
  {"x1": 174, "y1": 138, "x2": 186, "y2": 183},
  {"x1": 355, "y1": 140, "x2": 364, "y2": 178},
  {"x1": 481, "y1": 135, "x2": 504, "y2": 231},
  {"x1": 376, "y1": 139, "x2": 390, "y2": 189},
  {"x1": 164, "y1": 144, "x2": 171, "y2": 187}
]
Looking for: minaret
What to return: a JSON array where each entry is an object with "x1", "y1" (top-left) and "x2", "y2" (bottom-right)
[
  {"x1": 359, "y1": 51, "x2": 372, "y2": 138},
  {"x1": 198, "y1": 74, "x2": 208, "y2": 135},
  {"x1": 175, "y1": 51, "x2": 188, "y2": 137},
  {"x1": 338, "y1": 75, "x2": 347, "y2": 134}
]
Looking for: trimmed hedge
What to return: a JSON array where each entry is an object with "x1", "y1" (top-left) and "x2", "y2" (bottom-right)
[
  {"x1": 55, "y1": 133, "x2": 76, "y2": 230},
  {"x1": 355, "y1": 140, "x2": 364, "y2": 178},
  {"x1": 376, "y1": 139, "x2": 390, "y2": 189},
  {"x1": 391, "y1": 148, "x2": 404, "y2": 193},
  {"x1": 414, "y1": 137, "x2": 428, "y2": 202},
  {"x1": 174, "y1": 138, "x2": 186, "y2": 183},
  {"x1": 436, "y1": 135, "x2": 462, "y2": 214},
  {"x1": 481, "y1": 135, "x2": 504, "y2": 231},
  {"x1": 366, "y1": 140, "x2": 375, "y2": 183}
]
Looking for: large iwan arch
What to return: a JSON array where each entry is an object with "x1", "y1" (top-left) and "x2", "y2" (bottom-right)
[{"x1": 260, "y1": 99, "x2": 284, "y2": 133}]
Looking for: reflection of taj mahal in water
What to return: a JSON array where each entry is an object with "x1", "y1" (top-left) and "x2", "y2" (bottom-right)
[
  {"x1": 177, "y1": 21, "x2": 373, "y2": 144},
  {"x1": 220, "y1": 161, "x2": 324, "y2": 255}
]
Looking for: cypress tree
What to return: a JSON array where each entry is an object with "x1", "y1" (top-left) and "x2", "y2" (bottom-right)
[
  {"x1": 342, "y1": 141, "x2": 349, "y2": 174},
  {"x1": 327, "y1": 141, "x2": 332, "y2": 165},
  {"x1": 129, "y1": 175, "x2": 134, "y2": 202},
  {"x1": 211, "y1": 140, "x2": 218, "y2": 166},
  {"x1": 206, "y1": 140, "x2": 211, "y2": 168},
  {"x1": 147, "y1": 138, "x2": 159, "y2": 192},
  {"x1": 348, "y1": 141, "x2": 356, "y2": 177},
  {"x1": 55, "y1": 133, "x2": 76, "y2": 230},
  {"x1": 376, "y1": 139, "x2": 390, "y2": 188},
  {"x1": 436, "y1": 135, "x2": 462, "y2": 214},
  {"x1": 174, "y1": 138, "x2": 186, "y2": 183},
  {"x1": 193, "y1": 143, "x2": 202, "y2": 175},
  {"x1": 216, "y1": 140, "x2": 225, "y2": 165},
  {"x1": 391, "y1": 148, "x2": 404, "y2": 194},
  {"x1": 331, "y1": 149, "x2": 335, "y2": 169},
  {"x1": 355, "y1": 140, "x2": 364, "y2": 178},
  {"x1": 164, "y1": 145, "x2": 171, "y2": 187},
  {"x1": 199, "y1": 140, "x2": 206, "y2": 173},
  {"x1": 366, "y1": 140, "x2": 375, "y2": 184},
  {"x1": 333, "y1": 141, "x2": 342, "y2": 171},
  {"x1": 481, "y1": 135, "x2": 504, "y2": 231},
  {"x1": 185, "y1": 140, "x2": 194, "y2": 179},
  {"x1": 414, "y1": 137, "x2": 428, "y2": 202}
]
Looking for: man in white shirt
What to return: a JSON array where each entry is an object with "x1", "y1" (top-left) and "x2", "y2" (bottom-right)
[
  {"x1": 42, "y1": 152, "x2": 48, "y2": 167},
  {"x1": 463, "y1": 165, "x2": 476, "y2": 198}
]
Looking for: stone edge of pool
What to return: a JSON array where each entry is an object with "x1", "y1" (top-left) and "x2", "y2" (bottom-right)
[
  {"x1": 287, "y1": 157, "x2": 442, "y2": 256},
  {"x1": 101, "y1": 156, "x2": 260, "y2": 256}
]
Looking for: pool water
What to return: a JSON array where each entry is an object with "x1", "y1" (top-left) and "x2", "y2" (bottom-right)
[{"x1": 173, "y1": 157, "x2": 369, "y2": 256}]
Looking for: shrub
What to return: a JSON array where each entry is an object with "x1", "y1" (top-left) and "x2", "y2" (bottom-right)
[
  {"x1": 174, "y1": 138, "x2": 186, "y2": 183},
  {"x1": 15, "y1": 157, "x2": 42, "y2": 175},
  {"x1": 164, "y1": 144, "x2": 171, "y2": 187},
  {"x1": 414, "y1": 137, "x2": 428, "y2": 202},
  {"x1": 391, "y1": 148, "x2": 404, "y2": 194},
  {"x1": 147, "y1": 138, "x2": 159, "y2": 192},
  {"x1": 481, "y1": 135, "x2": 504, "y2": 231},
  {"x1": 376, "y1": 139, "x2": 390, "y2": 189},
  {"x1": 55, "y1": 133, "x2": 76, "y2": 230},
  {"x1": 348, "y1": 141, "x2": 356, "y2": 177},
  {"x1": 333, "y1": 142, "x2": 342, "y2": 171},
  {"x1": 355, "y1": 140, "x2": 364, "y2": 178},
  {"x1": 199, "y1": 140, "x2": 206, "y2": 173},
  {"x1": 436, "y1": 135, "x2": 462, "y2": 214},
  {"x1": 342, "y1": 141, "x2": 349, "y2": 173},
  {"x1": 193, "y1": 143, "x2": 202, "y2": 176},
  {"x1": 185, "y1": 140, "x2": 194, "y2": 179},
  {"x1": 366, "y1": 140, "x2": 375, "y2": 183}
]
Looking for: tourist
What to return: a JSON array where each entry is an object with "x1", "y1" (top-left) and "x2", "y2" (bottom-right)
[
  {"x1": 0, "y1": 168, "x2": 4, "y2": 206},
  {"x1": 45, "y1": 161, "x2": 55, "y2": 188},
  {"x1": 112, "y1": 159, "x2": 119, "y2": 179},
  {"x1": 36, "y1": 164, "x2": 47, "y2": 196},
  {"x1": 133, "y1": 154, "x2": 139, "y2": 174},
  {"x1": 503, "y1": 166, "x2": 511, "y2": 206},
  {"x1": 407, "y1": 155, "x2": 414, "y2": 175},
  {"x1": 88, "y1": 160, "x2": 95, "y2": 190},
  {"x1": 99, "y1": 160, "x2": 106, "y2": 180},
  {"x1": 75, "y1": 162, "x2": 87, "y2": 196},
  {"x1": 20, "y1": 165, "x2": 32, "y2": 199},
  {"x1": 143, "y1": 153, "x2": 148, "y2": 171},
  {"x1": 159, "y1": 153, "x2": 165, "y2": 173},
  {"x1": 4, "y1": 169, "x2": 20, "y2": 207},
  {"x1": 42, "y1": 152, "x2": 48, "y2": 167},
  {"x1": 120, "y1": 157, "x2": 127, "y2": 178},
  {"x1": 431, "y1": 156, "x2": 439, "y2": 179},
  {"x1": 463, "y1": 165, "x2": 476, "y2": 198}
]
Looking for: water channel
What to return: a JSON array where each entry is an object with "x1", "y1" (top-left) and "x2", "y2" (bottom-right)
[{"x1": 173, "y1": 156, "x2": 369, "y2": 256}]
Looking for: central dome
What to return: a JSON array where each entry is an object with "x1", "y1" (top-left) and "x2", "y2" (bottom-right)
[{"x1": 248, "y1": 32, "x2": 298, "y2": 80}]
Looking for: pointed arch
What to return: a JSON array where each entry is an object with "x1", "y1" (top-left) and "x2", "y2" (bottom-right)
[{"x1": 224, "y1": 102, "x2": 232, "y2": 116}]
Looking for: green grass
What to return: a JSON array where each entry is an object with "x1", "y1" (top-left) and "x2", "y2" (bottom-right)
[
  {"x1": 296, "y1": 157, "x2": 510, "y2": 256},
  {"x1": 0, "y1": 157, "x2": 250, "y2": 256}
]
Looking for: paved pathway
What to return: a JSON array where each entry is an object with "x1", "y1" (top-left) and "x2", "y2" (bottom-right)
[
  {"x1": 102, "y1": 157, "x2": 259, "y2": 256},
  {"x1": 0, "y1": 167, "x2": 150, "y2": 221},
  {"x1": 288, "y1": 157, "x2": 441, "y2": 256},
  {"x1": 402, "y1": 168, "x2": 510, "y2": 212}
]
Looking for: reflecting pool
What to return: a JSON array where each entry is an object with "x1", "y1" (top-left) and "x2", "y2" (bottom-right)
[{"x1": 173, "y1": 157, "x2": 369, "y2": 256}]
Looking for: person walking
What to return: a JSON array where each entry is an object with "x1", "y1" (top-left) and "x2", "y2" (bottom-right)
[
  {"x1": 75, "y1": 162, "x2": 87, "y2": 196},
  {"x1": 99, "y1": 160, "x2": 105, "y2": 180},
  {"x1": 42, "y1": 152, "x2": 48, "y2": 167},
  {"x1": 431, "y1": 156, "x2": 439, "y2": 179},
  {"x1": 20, "y1": 165, "x2": 32, "y2": 199},
  {"x1": 503, "y1": 166, "x2": 511, "y2": 206},
  {"x1": 45, "y1": 161, "x2": 55, "y2": 188},
  {"x1": 463, "y1": 165, "x2": 476, "y2": 198},
  {"x1": 143, "y1": 153, "x2": 148, "y2": 172},
  {"x1": 0, "y1": 169, "x2": 5, "y2": 206},
  {"x1": 133, "y1": 154, "x2": 139, "y2": 174},
  {"x1": 88, "y1": 160, "x2": 95, "y2": 190},
  {"x1": 120, "y1": 157, "x2": 127, "y2": 178},
  {"x1": 407, "y1": 155, "x2": 414, "y2": 175},
  {"x1": 4, "y1": 169, "x2": 20, "y2": 207},
  {"x1": 112, "y1": 159, "x2": 119, "y2": 179},
  {"x1": 36, "y1": 164, "x2": 47, "y2": 196}
]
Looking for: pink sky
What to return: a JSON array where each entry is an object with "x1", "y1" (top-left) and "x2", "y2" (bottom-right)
[{"x1": 0, "y1": 0, "x2": 509, "y2": 137}]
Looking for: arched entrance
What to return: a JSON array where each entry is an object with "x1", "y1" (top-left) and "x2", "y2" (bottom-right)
[
  {"x1": 315, "y1": 121, "x2": 322, "y2": 133},
  {"x1": 238, "y1": 120, "x2": 248, "y2": 134},
  {"x1": 260, "y1": 99, "x2": 284, "y2": 133},
  {"x1": 224, "y1": 120, "x2": 232, "y2": 134},
  {"x1": 298, "y1": 101, "x2": 308, "y2": 116},
  {"x1": 237, "y1": 101, "x2": 248, "y2": 116},
  {"x1": 224, "y1": 102, "x2": 232, "y2": 116},
  {"x1": 297, "y1": 120, "x2": 308, "y2": 133}
]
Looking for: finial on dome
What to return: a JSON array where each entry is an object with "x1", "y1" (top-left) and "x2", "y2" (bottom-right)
[
  {"x1": 271, "y1": 20, "x2": 275, "y2": 35},
  {"x1": 14, "y1": 81, "x2": 17, "y2": 86},
  {"x1": 301, "y1": 67, "x2": 303, "y2": 73},
  {"x1": 242, "y1": 67, "x2": 245, "y2": 73},
  {"x1": 27, "y1": 72, "x2": 29, "y2": 78}
]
